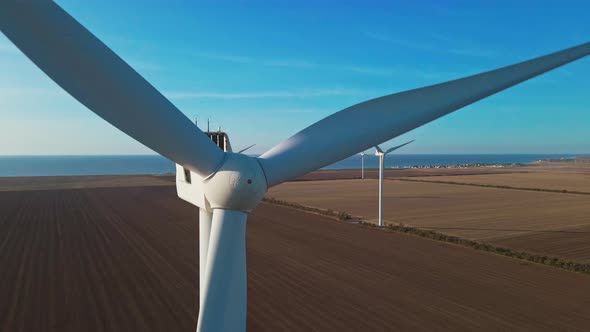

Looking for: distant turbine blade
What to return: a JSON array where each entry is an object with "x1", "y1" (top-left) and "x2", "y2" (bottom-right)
[
  {"x1": 237, "y1": 144, "x2": 256, "y2": 154},
  {"x1": 0, "y1": 1, "x2": 224, "y2": 177},
  {"x1": 385, "y1": 140, "x2": 414, "y2": 155},
  {"x1": 258, "y1": 42, "x2": 590, "y2": 187},
  {"x1": 375, "y1": 145, "x2": 384, "y2": 154},
  {"x1": 197, "y1": 209, "x2": 247, "y2": 332}
]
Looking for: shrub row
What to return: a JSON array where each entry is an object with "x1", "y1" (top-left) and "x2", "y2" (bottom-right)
[{"x1": 262, "y1": 197, "x2": 352, "y2": 221}]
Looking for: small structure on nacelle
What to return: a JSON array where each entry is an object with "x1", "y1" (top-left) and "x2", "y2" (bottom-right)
[
  {"x1": 194, "y1": 118, "x2": 232, "y2": 152},
  {"x1": 205, "y1": 127, "x2": 232, "y2": 152}
]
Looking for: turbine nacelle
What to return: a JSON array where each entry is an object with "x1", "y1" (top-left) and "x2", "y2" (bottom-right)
[
  {"x1": 204, "y1": 153, "x2": 267, "y2": 212},
  {"x1": 177, "y1": 153, "x2": 267, "y2": 213}
]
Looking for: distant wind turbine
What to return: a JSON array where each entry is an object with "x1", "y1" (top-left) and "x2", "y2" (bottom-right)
[
  {"x1": 375, "y1": 140, "x2": 414, "y2": 227},
  {"x1": 360, "y1": 151, "x2": 366, "y2": 179}
]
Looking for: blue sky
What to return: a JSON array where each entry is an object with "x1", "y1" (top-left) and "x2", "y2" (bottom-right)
[{"x1": 1, "y1": 0, "x2": 589, "y2": 155}]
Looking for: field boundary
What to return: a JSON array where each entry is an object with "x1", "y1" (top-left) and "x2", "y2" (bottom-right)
[
  {"x1": 262, "y1": 196, "x2": 590, "y2": 276},
  {"x1": 262, "y1": 197, "x2": 353, "y2": 221},
  {"x1": 393, "y1": 178, "x2": 590, "y2": 196}
]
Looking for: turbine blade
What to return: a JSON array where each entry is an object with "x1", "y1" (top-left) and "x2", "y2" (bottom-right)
[
  {"x1": 197, "y1": 209, "x2": 247, "y2": 332},
  {"x1": 258, "y1": 42, "x2": 590, "y2": 186},
  {"x1": 374, "y1": 145, "x2": 384, "y2": 154},
  {"x1": 237, "y1": 143, "x2": 256, "y2": 154},
  {"x1": 0, "y1": 1, "x2": 224, "y2": 177},
  {"x1": 385, "y1": 140, "x2": 414, "y2": 155}
]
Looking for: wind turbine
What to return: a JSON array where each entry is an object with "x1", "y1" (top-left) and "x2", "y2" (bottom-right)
[
  {"x1": 1, "y1": 2, "x2": 589, "y2": 331},
  {"x1": 360, "y1": 151, "x2": 366, "y2": 179},
  {"x1": 375, "y1": 141, "x2": 414, "y2": 227}
]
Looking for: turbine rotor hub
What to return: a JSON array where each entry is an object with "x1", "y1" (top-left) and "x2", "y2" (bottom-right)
[{"x1": 203, "y1": 153, "x2": 267, "y2": 212}]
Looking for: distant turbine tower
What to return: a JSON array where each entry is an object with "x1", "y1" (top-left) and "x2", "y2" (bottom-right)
[
  {"x1": 375, "y1": 140, "x2": 414, "y2": 227},
  {"x1": 360, "y1": 151, "x2": 365, "y2": 179}
]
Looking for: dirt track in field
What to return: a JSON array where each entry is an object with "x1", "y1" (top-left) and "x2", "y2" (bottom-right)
[{"x1": 2, "y1": 184, "x2": 590, "y2": 331}]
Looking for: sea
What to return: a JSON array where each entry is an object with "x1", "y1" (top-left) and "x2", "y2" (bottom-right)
[{"x1": 0, "y1": 154, "x2": 577, "y2": 177}]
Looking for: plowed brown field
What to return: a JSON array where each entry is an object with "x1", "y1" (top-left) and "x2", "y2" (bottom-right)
[{"x1": 1, "y1": 181, "x2": 590, "y2": 331}]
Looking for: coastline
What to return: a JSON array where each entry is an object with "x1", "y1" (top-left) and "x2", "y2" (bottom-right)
[{"x1": 0, "y1": 154, "x2": 584, "y2": 177}]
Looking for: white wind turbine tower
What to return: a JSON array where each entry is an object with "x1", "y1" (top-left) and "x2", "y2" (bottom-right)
[
  {"x1": 360, "y1": 151, "x2": 366, "y2": 179},
  {"x1": 2, "y1": 2, "x2": 589, "y2": 331},
  {"x1": 375, "y1": 141, "x2": 414, "y2": 227}
]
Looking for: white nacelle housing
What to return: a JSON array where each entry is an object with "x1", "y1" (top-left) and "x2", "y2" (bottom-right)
[
  {"x1": 176, "y1": 153, "x2": 267, "y2": 213},
  {"x1": 176, "y1": 129, "x2": 230, "y2": 211},
  {"x1": 176, "y1": 129, "x2": 267, "y2": 212},
  {"x1": 176, "y1": 130, "x2": 267, "y2": 212},
  {"x1": 176, "y1": 164, "x2": 211, "y2": 211}
]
